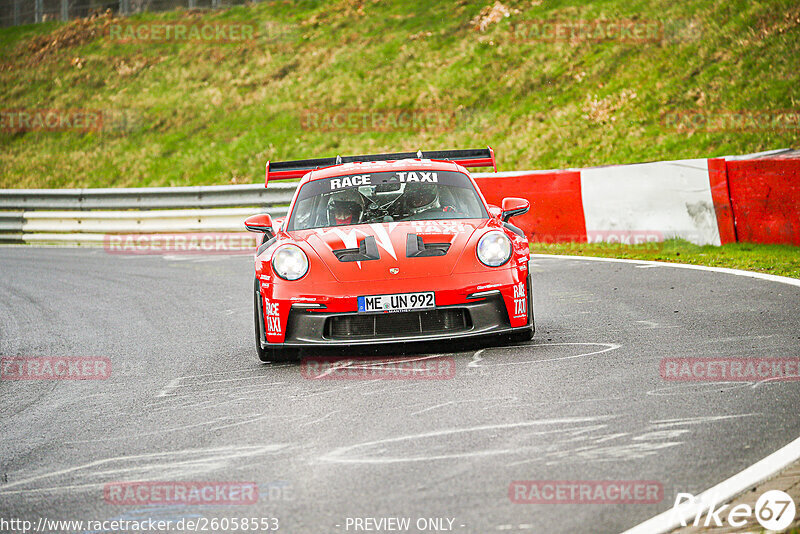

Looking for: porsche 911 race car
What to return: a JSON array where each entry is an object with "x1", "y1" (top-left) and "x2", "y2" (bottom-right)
[{"x1": 245, "y1": 148, "x2": 534, "y2": 362}]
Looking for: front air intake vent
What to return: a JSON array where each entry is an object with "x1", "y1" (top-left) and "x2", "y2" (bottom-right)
[
  {"x1": 333, "y1": 236, "x2": 380, "y2": 262},
  {"x1": 324, "y1": 309, "x2": 470, "y2": 340},
  {"x1": 406, "y1": 234, "x2": 451, "y2": 257}
]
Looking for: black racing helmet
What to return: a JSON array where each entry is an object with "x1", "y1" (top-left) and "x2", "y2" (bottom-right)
[{"x1": 402, "y1": 182, "x2": 439, "y2": 214}]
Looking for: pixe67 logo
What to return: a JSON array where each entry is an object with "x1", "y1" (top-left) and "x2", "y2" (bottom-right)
[{"x1": 675, "y1": 490, "x2": 796, "y2": 531}]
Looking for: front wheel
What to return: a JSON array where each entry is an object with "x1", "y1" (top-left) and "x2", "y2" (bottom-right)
[{"x1": 253, "y1": 277, "x2": 299, "y2": 363}]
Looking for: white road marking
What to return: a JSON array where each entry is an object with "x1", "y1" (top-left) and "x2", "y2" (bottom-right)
[
  {"x1": 309, "y1": 354, "x2": 449, "y2": 380},
  {"x1": 63, "y1": 414, "x2": 262, "y2": 444},
  {"x1": 207, "y1": 413, "x2": 288, "y2": 431},
  {"x1": 646, "y1": 382, "x2": 751, "y2": 396},
  {"x1": 532, "y1": 253, "x2": 800, "y2": 288},
  {"x1": 300, "y1": 410, "x2": 342, "y2": 427},
  {"x1": 468, "y1": 350, "x2": 485, "y2": 367},
  {"x1": 534, "y1": 254, "x2": 800, "y2": 534},
  {"x1": 0, "y1": 445, "x2": 288, "y2": 495},
  {"x1": 308, "y1": 359, "x2": 355, "y2": 379},
  {"x1": 649, "y1": 414, "x2": 758, "y2": 427},
  {"x1": 318, "y1": 417, "x2": 613, "y2": 464},
  {"x1": 409, "y1": 397, "x2": 517, "y2": 416},
  {"x1": 469, "y1": 342, "x2": 621, "y2": 367},
  {"x1": 622, "y1": 433, "x2": 800, "y2": 534},
  {"x1": 635, "y1": 320, "x2": 677, "y2": 329},
  {"x1": 751, "y1": 376, "x2": 798, "y2": 389},
  {"x1": 156, "y1": 378, "x2": 182, "y2": 397},
  {"x1": 159, "y1": 380, "x2": 286, "y2": 397}
]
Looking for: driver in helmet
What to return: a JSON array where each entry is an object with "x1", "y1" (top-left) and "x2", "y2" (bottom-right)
[
  {"x1": 400, "y1": 182, "x2": 439, "y2": 216},
  {"x1": 327, "y1": 188, "x2": 364, "y2": 226}
]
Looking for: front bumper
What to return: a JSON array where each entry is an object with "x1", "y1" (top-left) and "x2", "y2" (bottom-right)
[{"x1": 259, "y1": 293, "x2": 528, "y2": 348}]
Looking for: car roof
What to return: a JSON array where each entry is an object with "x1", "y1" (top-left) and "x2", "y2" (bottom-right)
[{"x1": 297, "y1": 158, "x2": 469, "y2": 185}]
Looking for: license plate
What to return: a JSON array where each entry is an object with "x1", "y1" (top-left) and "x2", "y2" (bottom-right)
[{"x1": 358, "y1": 292, "x2": 435, "y2": 313}]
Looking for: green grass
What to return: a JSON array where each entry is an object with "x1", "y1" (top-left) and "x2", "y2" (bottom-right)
[
  {"x1": 0, "y1": 0, "x2": 798, "y2": 188},
  {"x1": 531, "y1": 239, "x2": 800, "y2": 278}
]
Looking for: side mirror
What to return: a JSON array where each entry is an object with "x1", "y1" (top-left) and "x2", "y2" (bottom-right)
[
  {"x1": 244, "y1": 213, "x2": 274, "y2": 234},
  {"x1": 501, "y1": 197, "x2": 529, "y2": 223},
  {"x1": 488, "y1": 205, "x2": 502, "y2": 219}
]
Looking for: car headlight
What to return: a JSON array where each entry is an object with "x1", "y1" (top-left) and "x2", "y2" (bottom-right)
[
  {"x1": 272, "y1": 244, "x2": 309, "y2": 281},
  {"x1": 477, "y1": 231, "x2": 512, "y2": 267}
]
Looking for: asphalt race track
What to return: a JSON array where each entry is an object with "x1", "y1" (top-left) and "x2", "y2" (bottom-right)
[{"x1": 1, "y1": 247, "x2": 799, "y2": 533}]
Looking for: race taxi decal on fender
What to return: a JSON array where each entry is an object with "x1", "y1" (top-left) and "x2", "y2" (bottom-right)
[
  {"x1": 264, "y1": 299, "x2": 281, "y2": 335},
  {"x1": 513, "y1": 282, "x2": 527, "y2": 317}
]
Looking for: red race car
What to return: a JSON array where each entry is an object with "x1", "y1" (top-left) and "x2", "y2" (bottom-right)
[{"x1": 245, "y1": 148, "x2": 533, "y2": 362}]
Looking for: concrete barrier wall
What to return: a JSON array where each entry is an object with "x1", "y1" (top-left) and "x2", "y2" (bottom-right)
[
  {"x1": 725, "y1": 158, "x2": 800, "y2": 246},
  {"x1": 476, "y1": 153, "x2": 799, "y2": 246}
]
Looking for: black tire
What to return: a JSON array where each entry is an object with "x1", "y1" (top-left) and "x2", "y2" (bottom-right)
[{"x1": 254, "y1": 277, "x2": 299, "y2": 363}]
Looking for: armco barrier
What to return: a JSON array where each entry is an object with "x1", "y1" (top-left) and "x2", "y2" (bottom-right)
[
  {"x1": 0, "y1": 182, "x2": 297, "y2": 210},
  {"x1": 0, "y1": 150, "x2": 797, "y2": 247},
  {"x1": 0, "y1": 184, "x2": 296, "y2": 244},
  {"x1": 21, "y1": 207, "x2": 285, "y2": 234}
]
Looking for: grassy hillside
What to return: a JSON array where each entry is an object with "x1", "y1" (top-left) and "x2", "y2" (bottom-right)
[{"x1": 0, "y1": 0, "x2": 798, "y2": 188}]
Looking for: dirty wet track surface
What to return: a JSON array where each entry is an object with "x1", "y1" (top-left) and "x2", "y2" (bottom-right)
[{"x1": 1, "y1": 248, "x2": 799, "y2": 533}]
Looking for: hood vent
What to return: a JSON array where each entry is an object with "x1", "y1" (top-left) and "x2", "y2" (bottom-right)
[
  {"x1": 406, "y1": 234, "x2": 451, "y2": 257},
  {"x1": 333, "y1": 236, "x2": 380, "y2": 262}
]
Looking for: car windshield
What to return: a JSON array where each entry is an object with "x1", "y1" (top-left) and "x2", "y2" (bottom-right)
[{"x1": 288, "y1": 170, "x2": 488, "y2": 230}]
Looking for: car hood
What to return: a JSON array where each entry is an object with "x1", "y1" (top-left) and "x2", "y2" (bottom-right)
[{"x1": 292, "y1": 219, "x2": 485, "y2": 282}]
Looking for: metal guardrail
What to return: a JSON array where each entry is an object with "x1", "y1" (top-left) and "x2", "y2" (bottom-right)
[
  {"x1": 0, "y1": 171, "x2": 534, "y2": 244},
  {"x1": 0, "y1": 182, "x2": 297, "y2": 244},
  {"x1": 0, "y1": 182, "x2": 297, "y2": 211},
  {"x1": 0, "y1": 172, "x2": 517, "y2": 244}
]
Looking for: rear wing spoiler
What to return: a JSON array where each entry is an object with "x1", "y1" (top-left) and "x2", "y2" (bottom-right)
[{"x1": 265, "y1": 147, "x2": 496, "y2": 186}]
